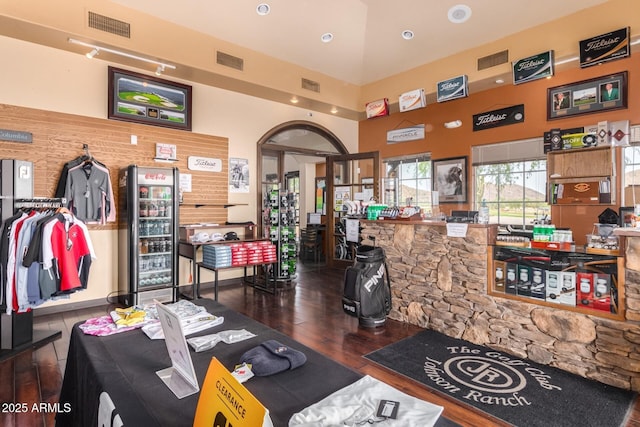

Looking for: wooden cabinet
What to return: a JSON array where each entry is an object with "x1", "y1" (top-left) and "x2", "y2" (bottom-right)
[
  {"x1": 547, "y1": 146, "x2": 615, "y2": 205},
  {"x1": 547, "y1": 146, "x2": 619, "y2": 246}
]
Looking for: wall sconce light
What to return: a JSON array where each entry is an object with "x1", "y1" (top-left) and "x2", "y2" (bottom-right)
[
  {"x1": 444, "y1": 120, "x2": 462, "y2": 129},
  {"x1": 68, "y1": 38, "x2": 176, "y2": 73},
  {"x1": 85, "y1": 48, "x2": 99, "y2": 59}
]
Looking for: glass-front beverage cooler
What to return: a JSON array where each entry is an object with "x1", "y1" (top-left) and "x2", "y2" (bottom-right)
[{"x1": 118, "y1": 165, "x2": 179, "y2": 306}]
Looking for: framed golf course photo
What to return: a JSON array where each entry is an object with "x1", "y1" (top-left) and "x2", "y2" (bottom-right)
[{"x1": 108, "y1": 67, "x2": 192, "y2": 131}]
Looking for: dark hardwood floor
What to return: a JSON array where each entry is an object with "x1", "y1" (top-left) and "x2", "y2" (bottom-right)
[{"x1": 1, "y1": 261, "x2": 639, "y2": 426}]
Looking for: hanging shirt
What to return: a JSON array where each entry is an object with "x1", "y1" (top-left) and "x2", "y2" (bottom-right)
[
  {"x1": 64, "y1": 163, "x2": 112, "y2": 223},
  {"x1": 42, "y1": 213, "x2": 95, "y2": 295},
  {"x1": 6, "y1": 212, "x2": 28, "y2": 314},
  {"x1": 0, "y1": 212, "x2": 25, "y2": 312},
  {"x1": 15, "y1": 211, "x2": 43, "y2": 311}
]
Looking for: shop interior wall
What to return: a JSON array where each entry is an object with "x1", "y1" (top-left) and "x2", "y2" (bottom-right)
[
  {"x1": 0, "y1": 103, "x2": 229, "y2": 307},
  {"x1": 0, "y1": 35, "x2": 359, "y2": 310},
  {"x1": 358, "y1": 54, "x2": 640, "y2": 237}
]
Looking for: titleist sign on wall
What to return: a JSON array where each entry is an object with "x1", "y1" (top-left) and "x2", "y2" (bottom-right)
[
  {"x1": 473, "y1": 105, "x2": 525, "y2": 132},
  {"x1": 188, "y1": 156, "x2": 222, "y2": 172},
  {"x1": 512, "y1": 51, "x2": 554, "y2": 85},
  {"x1": 579, "y1": 27, "x2": 630, "y2": 68},
  {"x1": 436, "y1": 75, "x2": 468, "y2": 103}
]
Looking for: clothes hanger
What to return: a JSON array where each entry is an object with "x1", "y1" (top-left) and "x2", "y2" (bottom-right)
[{"x1": 56, "y1": 206, "x2": 71, "y2": 215}]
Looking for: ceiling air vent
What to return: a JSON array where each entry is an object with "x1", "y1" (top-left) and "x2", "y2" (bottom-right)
[
  {"x1": 88, "y1": 11, "x2": 130, "y2": 38},
  {"x1": 216, "y1": 51, "x2": 244, "y2": 71},
  {"x1": 301, "y1": 78, "x2": 320, "y2": 93},
  {"x1": 477, "y1": 50, "x2": 509, "y2": 71}
]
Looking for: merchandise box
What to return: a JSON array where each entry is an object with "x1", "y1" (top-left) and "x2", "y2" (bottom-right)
[
  {"x1": 516, "y1": 265, "x2": 532, "y2": 297},
  {"x1": 505, "y1": 263, "x2": 518, "y2": 295},
  {"x1": 493, "y1": 260, "x2": 505, "y2": 293},
  {"x1": 577, "y1": 272, "x2": 594, "y2": 308},
  {"x1": 529, "y1": 267, "x2": 546, "y2": 300},
  {"x1": 592, "y1": 273, "x2": 612, "y2": 312},
  {"x1": 546, "y1": 271, "x2": 576, "y2": 306},
  {"x1": 545, "y1": 271, "x2": 561, "y2": 301}
]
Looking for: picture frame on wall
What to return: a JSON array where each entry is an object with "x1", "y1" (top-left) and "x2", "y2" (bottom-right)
[
  {"x1": 547, "y1": 71, "x2": 627, "y2": 120},
  {"x1": 433, "y1": 156, "x2": 467, "y2": 203},
  {"x1": 108, "y1": 66, "x2": 193, "y2": 131}
]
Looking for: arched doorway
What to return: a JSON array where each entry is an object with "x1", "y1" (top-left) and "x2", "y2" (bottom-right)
[{"x1": 257, "y1": 121, "x2": 348, "y2": 273}]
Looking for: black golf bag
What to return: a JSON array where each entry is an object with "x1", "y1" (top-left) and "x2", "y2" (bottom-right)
[{"x1": 342, "y1": 245, "x2": 391, "y2": 328}]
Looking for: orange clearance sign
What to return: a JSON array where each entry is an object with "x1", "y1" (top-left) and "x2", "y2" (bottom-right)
[{"x1": 193, "y1": 358, "x2": 267, "y2": 427}]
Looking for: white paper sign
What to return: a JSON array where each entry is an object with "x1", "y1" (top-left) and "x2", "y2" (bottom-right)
[
  {"x1": 180, "y1": 173, "x2": 192, "y2": 192},
  {"x1": 345, "y1": 219, "x2": 360, "y2": 243},
  {"x1": 446, "y1": 223, "x2": 468, "y2": 237}
]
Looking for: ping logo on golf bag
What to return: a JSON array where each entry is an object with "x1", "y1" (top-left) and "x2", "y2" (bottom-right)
[
  {"x1": 363, "y1": 263, "x2": 385, "y2": 292},
  {"x1": 342, "y1": 245, "x2": 391, "y2": 327}
]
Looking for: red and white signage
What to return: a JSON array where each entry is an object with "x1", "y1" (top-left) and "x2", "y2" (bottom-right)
[{"x1": 365, "y1": 98, "x2": 389, "y2": 119}]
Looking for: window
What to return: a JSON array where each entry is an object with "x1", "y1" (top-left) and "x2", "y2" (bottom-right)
[
  {"x1": 621, "y1": 126, "x2": 640, "y2": 207},
  {"x1": 383, "y1": 154, "x2": 431, "y2": 211},
  {"x1": 472, "y1": 139, "x2": 548, "y2": 227}
]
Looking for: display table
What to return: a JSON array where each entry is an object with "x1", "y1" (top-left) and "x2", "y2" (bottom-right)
[
  {"x1": 179, "y1": 239, "x2": 272, "y2": 299},
  {"x1": 56, "y1": 299, "x2": 457, "y2": 426}
]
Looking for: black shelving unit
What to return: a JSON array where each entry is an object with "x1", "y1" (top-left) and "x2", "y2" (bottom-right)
[{"x1": 263, "y1": 186, "x2": 297, "y2": 284}]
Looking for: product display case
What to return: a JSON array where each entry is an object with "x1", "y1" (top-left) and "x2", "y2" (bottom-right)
[
  {"x1": 118, "y1": 165, "x2": 179, "y2": 306},
  {"x1": 488, "y1": 244, "x2": 624, "y2": 320}
]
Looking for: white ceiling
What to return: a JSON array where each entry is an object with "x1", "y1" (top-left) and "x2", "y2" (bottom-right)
[{"x1": 112, "y1": 0, "x2": 610, "y2": 85}]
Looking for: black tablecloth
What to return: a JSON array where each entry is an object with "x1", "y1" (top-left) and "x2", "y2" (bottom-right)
[
  {"x1": 56, "y1": 299, "x2": 458, "y2": 427},
  {"x1": 56, "y1": 299, "x2": 364, "y2": 426}
]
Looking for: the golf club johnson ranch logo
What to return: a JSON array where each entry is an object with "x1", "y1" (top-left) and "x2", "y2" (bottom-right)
[{"x1": 423, "y1": 345, "x2": 560, "y2": 406}]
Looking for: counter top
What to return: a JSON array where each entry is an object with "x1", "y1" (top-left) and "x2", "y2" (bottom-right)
[
  {"x1": 614, "y1": 228, "x2": 640, "y2": 237},
  {"x1": 362, "y1": 218, "x2": 496, "y2": 227}
]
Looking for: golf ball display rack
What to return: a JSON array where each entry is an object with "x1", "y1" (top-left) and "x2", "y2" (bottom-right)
[{"x1": 262, "y1": 188, "x2": 297, "y2": 283}]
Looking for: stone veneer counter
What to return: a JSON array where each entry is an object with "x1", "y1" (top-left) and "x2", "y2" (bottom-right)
[{"x1": 362, "y1": 220, "x2": 640, "y2": 391}]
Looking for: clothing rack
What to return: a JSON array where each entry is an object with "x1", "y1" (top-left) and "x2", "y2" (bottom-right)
[
  {"x1": 0, "y1": 197, "x2": 64, "y2": 360},
  {"x1": 14, "y1": 197, "x2": 67, "y2": 210}
]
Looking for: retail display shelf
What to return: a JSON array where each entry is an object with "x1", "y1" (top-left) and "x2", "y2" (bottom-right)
[{"x1": 530, "y1": 241, "x2": 573, "y2": 251}]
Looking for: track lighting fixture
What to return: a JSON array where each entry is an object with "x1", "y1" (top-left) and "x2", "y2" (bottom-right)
[
  {"x1": 85, "y1": 48, "x2": 99, "y2": 59},
  {"x1": 68, "y1": 38, "x2": 176, "y2": 73},
  {"x1": 444, "y1": 120, "x2": 462, "y2": 129}
]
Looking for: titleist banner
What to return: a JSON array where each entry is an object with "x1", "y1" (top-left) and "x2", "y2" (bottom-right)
[
  {"x1": 473, "y1": 105, "x2": 524, "y2": 131},
  {"x1": 512, "y1": 51, "x2": 554, "y2": 85},
  {"x1": 436, "y1": 75, "x2": 468, "y2": 103},
  {"x1": 579, "y1": 27, "x2": 630, "y2": 68}
]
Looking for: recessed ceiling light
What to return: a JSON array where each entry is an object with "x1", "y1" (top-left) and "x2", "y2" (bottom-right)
[
  {"x1": 330, "y1": 107, "x2": 338, "y2": 114},
  {"x1": 290, "y1": 97, "x2": 299, "y2": 104},
  {"x1": 448, "y1": 4, "x2": 472, "y2": 24},
  {"x1": 321, "y1": 33, "x2": 334, "y2": 43},
  {"x1": 256, "y1": 3, "x2": 270, "y2": 16},
  {"x1": 495, "y1": 78, "x2": 504, "y2": 84},
  {"x1": 401, "y1": 30, "x2": 414, "y2": 40}
]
